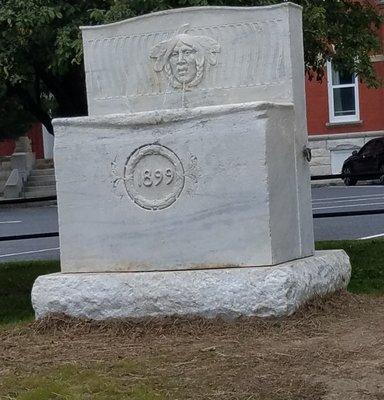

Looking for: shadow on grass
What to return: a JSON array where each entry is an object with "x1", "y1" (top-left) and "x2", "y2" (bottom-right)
[{"x1": 0, "y1": 260, "x2": 60, "y2": 325}]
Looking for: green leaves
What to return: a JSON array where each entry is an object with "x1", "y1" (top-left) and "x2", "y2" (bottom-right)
[
  {"x1": 314, "y1": 0, "x2": 383, "y2": 87},
  {"x1": 0, "y1": 0, "x2": 382, "y2": 140},
  {"x1": 0, "y1": 92, "x2": 35, "y2": 139}
]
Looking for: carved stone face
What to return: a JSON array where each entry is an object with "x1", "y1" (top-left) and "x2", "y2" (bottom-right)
[
  {"x1": 150, "y1": 26, "x2": 220, "y2": 90},
  {"x1": 168, "y1": 41, "x2": 198, "y2": 84}
]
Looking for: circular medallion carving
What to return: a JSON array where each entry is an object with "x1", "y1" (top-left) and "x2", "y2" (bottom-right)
[{"x1": 124, "y1": 144, "x2": 185, "y2": 210}]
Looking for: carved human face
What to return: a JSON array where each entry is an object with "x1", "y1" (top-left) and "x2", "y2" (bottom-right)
[{"x1": 168, "y1": 40, "x2": 198, "y2": 84}]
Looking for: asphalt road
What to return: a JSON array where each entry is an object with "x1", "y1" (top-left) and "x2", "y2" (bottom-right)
[
  {"x1": 1, "y1": 184, "x2": 384, "y2": 262},
  {"x1": 313, "y1": 184, "x2": 384, "y2": 241},
  {"x1": 0, "y1": 204, "x2": 59, "y2": 262}
]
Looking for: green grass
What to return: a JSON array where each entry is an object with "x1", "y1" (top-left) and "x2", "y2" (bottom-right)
[
  {"x1": 0, "y1": 239, "x2": 384, "y2": 326},
  {"x1": 0, "y1": 260, "x2": 60, "y2": 325},
  {"x1": 0, "y1": 361, "x2": 165, "y2": 400},
  {"x1": 316, "y1": 239, "x2": 384, "y2": 295}
]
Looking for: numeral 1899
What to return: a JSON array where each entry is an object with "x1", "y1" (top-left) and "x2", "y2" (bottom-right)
[{"x1": 137, "y1": 168, "x2": 174, "y2": 187}]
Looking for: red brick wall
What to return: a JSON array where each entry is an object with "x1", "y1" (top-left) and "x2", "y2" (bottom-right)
[
  {"x1": 28, "y1": 124, "x2": 44, "y2": 158},
  {"x1": 306, "y1": 60, "x2": 384, "y2": 135},
  {"x1": 0, "y1": 123, "x2": 44, "y2": 158},
  {"x1": 0, "y1": 139, "x2": 15, "y2": 156}
]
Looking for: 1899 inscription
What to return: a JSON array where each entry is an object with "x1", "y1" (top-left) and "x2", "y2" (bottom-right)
[
  {"x1": 124, "y1": 144, "x2": 185, "y2": 210},
  {"x1": 137, "y1": 167, "x2": 174, "y2": 187}
]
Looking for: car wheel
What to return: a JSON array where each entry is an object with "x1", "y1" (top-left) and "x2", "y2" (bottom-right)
[{"x1": 342, "y1": 166, "x2": 357, "y2": 186}]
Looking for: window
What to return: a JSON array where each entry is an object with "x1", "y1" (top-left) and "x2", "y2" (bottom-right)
[{"x1": 327, "y1": 61, "x2": 360, "y2": 123}]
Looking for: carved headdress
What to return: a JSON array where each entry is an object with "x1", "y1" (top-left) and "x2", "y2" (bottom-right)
[{"x1": 150, "y1": 25, "x2": 220, "y2": 89}]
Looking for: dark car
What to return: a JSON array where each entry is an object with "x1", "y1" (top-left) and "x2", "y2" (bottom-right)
[{"x1": 342, "y1": 137, "x2": 384, "y2": 186}]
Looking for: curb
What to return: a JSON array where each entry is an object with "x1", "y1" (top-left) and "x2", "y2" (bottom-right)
[{"x1": 0, "y1": 196, "x2": 57, "y2": 208}]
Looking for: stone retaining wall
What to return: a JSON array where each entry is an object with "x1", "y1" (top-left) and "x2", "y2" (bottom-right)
[{"x1": 309, "y1": 131, "x2": 384, "y2": 177}]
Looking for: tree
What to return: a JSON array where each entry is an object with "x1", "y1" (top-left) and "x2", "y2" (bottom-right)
[
  {"x1": 0, "y1": 83, "x2": 34, "y2": 139},
  {"x1": 0, "y1": 0, "x2": 382, "y2": 139}
]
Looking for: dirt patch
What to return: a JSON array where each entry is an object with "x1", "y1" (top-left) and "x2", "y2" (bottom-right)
[{"x1": 1, "y1": 292, "x2": 384, "y2": 399}]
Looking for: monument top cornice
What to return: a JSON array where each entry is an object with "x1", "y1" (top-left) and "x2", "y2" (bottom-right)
[{"x1": 80, "y1": 3, "x2": 302, "y2": 31}]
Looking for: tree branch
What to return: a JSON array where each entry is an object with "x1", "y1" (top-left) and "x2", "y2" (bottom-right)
[{"x1": 8, "y1": 85, "x2": 54, "y2": 135}]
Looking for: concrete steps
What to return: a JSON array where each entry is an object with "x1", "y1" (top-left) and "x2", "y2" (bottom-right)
[
  {"x1": 28, "y1": 175, "x2": 55, "y2": 186},
  {"x1": 24, "y1": 161, "x2": 56, "y2": 198},
  {"x1": 0, "y1": 161, "x2": 11, "y2": 169},
  {"x1": 0, "y1": 170, "x2": 11, "y2": 179},
  {"x1": 35, "y1": 159, "x2": 55, "y2": 169},
  {"x1": 0, "y1": 156, "x2": 11, "y2": 163},
  {"x1": 0, "y1": 157, "x2": 56, "y2": 199},
  {"x1": 0, "y1": 156, "x2": 11, "y2": 196},
  {"x1": 24, "y1": 188, "x2": 57, "y2": 198},
  {"x1": 30, "y1": 168, "x2": 55, "y2": 176},
  {"x1": 26, "y1": 179, "x2": 56, "y2": 187},
  {"x1": 24, "y1": 186, "x2": 57, "y2": 199},
  {"x1": 0, "y1": 181, "x2": 6, "y2": 196}
]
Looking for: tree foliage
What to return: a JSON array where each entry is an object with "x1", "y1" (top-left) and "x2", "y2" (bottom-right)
[
  {"x1": 0, "y1": 83, "x2": 34, "y2": 139},
  {"x1": 0, "y1": 0, "x2": 382, "y2": 139}
]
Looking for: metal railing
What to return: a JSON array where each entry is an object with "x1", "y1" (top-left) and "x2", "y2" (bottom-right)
[{"x1": 311, "y1": 172, "x2": 382, "y2": 181}]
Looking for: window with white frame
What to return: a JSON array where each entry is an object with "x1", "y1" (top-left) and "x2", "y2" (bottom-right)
[{"x1": 327, "y1": 61, "x2": 360, "y2": 123}]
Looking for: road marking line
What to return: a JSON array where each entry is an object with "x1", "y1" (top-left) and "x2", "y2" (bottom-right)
[
  {"x1": 353, "y1": 186, "x2": 384, "y2": 188},
  {"x1": 359, "y1": 233, "x2": 384, "y2": 240},
  {"x1": 312, "y1": 196, "x2": 384, "y2": 205},
  {"x1": 319, "y1": 185, "x2": 384, "y2": 188},
  {"x1": 312, "y1": 193, "x2": 384, "y2": 202},
  {"x1": 313, "y1": 201, "x2": 384, "y2": 210},
  {"x1": 0, "y1": 247, "x2": 60, "y2": 258},
  {"x1": 0, "y1": 220, "x2": 22, "y2": 224}
]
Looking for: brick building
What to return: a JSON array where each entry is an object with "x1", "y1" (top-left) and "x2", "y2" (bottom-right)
[{"x1": 307, "y1": 0, "x2": 384, "y2": 175}]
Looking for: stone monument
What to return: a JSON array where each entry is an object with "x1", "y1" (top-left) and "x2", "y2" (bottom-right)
[{"x1": 32, "y1": 3, "x2": 351, "y2": 319}]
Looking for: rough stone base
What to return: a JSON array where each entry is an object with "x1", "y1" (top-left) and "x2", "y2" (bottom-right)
[{"x1": 32, "y1": 250, "x2": 351, "y2": 320}]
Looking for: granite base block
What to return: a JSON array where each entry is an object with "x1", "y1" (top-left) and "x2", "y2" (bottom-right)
[{"x1": 32, "y1": 250, "x2": 351, "y2": 320}]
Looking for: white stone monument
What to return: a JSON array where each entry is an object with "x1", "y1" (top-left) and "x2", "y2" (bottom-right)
[{"x1": 32, "y1": 3, "x2": 351, "y2": 319}]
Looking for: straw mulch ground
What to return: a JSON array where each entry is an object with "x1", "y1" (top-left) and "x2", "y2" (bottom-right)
[{"x1": 1, "y1": 291, "x2": 384, "y2": 399}]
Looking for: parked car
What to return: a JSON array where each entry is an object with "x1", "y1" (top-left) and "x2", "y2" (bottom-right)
[{"x1": 342, "y1": 137, "x2": 384, "y2": 186}]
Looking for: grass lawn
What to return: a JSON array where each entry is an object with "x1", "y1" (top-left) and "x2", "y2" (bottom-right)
[
  {"x1": 315, "y1": 239, "x2": 384, "y2": 294},
  {"x1": 0, "y1": 260, "x2": 59, "y2": 325},
  {"x1": 1, "y1": 239, "x2": 383, "y2": 325},
  {"x1": 0, "y1": 241, "x2": 383, "y2": 399}
]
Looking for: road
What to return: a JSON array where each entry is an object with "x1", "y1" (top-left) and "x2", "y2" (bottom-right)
[
  {"x1": 312, "y1": 185, "x2": 384, "y2": 241},
  {"x1": 0, "y1": 204, "x2": 59, "y2": 262},
  {"x1": 1, "y1": 185, "x2": 384, "y2": 262}
]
